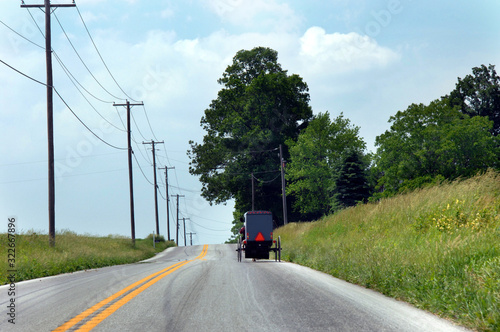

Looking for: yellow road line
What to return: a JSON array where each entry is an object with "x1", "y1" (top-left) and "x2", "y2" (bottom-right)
[
  {"x1": 52, "y1": 261, "x2": 185, "y2": 332},
  {"x1": 53, "y1": 245, "x2": 208, "y2": 332}
]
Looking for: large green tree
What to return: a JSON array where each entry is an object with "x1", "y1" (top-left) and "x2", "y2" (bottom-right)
[
  {"x1": 188, "y1": 47, "x2": 313, "y2": 231},
  {"x1": 374, "y1": 98, "x2": 500, "y2": 195},
  {"x1": 285, "y1": 112, "x2": 366, "y2": 219},
  {"x1": 447, "y1": 64, "x2": 500, "y2": 136}
]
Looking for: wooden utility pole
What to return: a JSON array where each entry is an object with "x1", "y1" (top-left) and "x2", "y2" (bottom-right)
[
  {"x1": 251, "y1": 172, "x2": 255, "y2": 211},
  {"x1": 171, "y1": 194, "x2": 185, "y2": 246},
  {"x1": 280, "y1": 144, "x2": 288, "y2": 225},
  {"x1": 188, "y1": 232, "x2": 196, "y2": 246},
  {"x1": 114, "y1": 101, "x2": 143, "y2": 246},
  {"x1": 143, "y1": 140, "x2": 164, "y2": 236},
  {"x1": 21, "y1": 0, "x2": 76, "y2": 247},
  {"x1": 182, "y1": 218, "x2": 190, "y2": 246},
  {"x1": 158, "y1": 166, "x2": 175, "y2": 241}
]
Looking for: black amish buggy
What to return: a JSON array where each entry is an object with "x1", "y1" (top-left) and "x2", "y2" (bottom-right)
[{"x1": 236, "y1": 210, "x2": 281, "y2": 262}]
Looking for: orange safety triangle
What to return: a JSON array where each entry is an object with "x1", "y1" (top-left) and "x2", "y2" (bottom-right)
[{"x1": 255, "y1": 232, "x2": 265, "y2": 242}]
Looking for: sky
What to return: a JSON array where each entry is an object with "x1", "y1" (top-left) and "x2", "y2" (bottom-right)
[{"x1": 1, "y1": 0, "x2": 499, "y2": 245}]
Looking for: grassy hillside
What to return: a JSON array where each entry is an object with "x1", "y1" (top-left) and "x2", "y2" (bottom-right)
[
  {"x1": 275, "y1": 170, "x2": 500, "y2": 331},
  {"x1": 0, "y1": 231, "x2": 175, "y2": 285}
]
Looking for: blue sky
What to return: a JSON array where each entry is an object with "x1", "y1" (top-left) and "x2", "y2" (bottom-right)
[{"x1": 1, "y1": 0, "x2": 499, "y2": 245}]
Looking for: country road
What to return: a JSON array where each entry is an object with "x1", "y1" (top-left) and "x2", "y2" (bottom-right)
[{"x1": 1, "y1": 244, "x2": 470, "y2": 331}]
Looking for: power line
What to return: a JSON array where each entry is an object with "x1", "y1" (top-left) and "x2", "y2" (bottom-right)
[
  {"x1": 25, "y1": 7, "x2": 45, "y2": 40},
  {"x1": 54, "y1": 88, "x2": 127, "y2": 150},
  {"x1": 0, "y1": 58, "x2": 46, "y2": 86},
  {"x1": 0, "y1": 18, "x2": 44, "y2": 49},
  {"x1": 252, "y1": 172, "x2": 281, "y2": 184},
  {"x1": 53, "y1": 51, "x2": 117, "y2": 105},
  {"x1": 134, "y1": 138, "x2": 153, "y2": 165},
  {"x1": 141, "y1": 104, "x2": 159, "y2": 141},
  {"x1": 189, "y1": 219, "x2": 229, "y2": 232},
  {"x1": 24, "y1": 6, "x2": 118, "y2": 106},
  {"x1": 132, "y1": 150, "x2": 154, "y2": 186},
  {"x1": 131, "y1": 111, "x2": 149, "y2": 141},
  {"x1": 75, "y1": 4, "x2": 138, "y2": 102},
  {"x1": 52, "y1": 52, "x2": 126, "y2": 132},
  {"x1": 0, "y1": 58, "x2": 126, "y2": 150},
  {"x1": 53, "y1": 11, "x2": 124, "y2": 101},
  {"x1": 187, "y1": 213, "x2": 233, "y2": 225}
]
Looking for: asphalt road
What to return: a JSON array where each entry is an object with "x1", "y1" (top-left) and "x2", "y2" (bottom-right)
[{"x1": 1, "y1": 244, "x2": 470, "y2": 331}]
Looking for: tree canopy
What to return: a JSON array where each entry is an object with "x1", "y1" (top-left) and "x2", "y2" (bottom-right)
[
  {"x1": 189, "y1": 58, "x2": 500, "y2": 237},
  {"x1": 447, "y1": 64, "x2": 500, "y2": 136},
  {"x1": 188, "y1": 47, "x2": 313, "y2": 228},
  {"x1": 285, "y1": 112, "x2": 366, "y2": 219},
  {"x1": 373, "y1": 98, "x2": 500, "y2": 195}
]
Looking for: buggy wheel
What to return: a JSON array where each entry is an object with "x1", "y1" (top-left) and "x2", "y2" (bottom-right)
[
  {"x1": 237, "y1": 237, "x2": 242, "y2": 262},
  {"x1": 278, "y1": 236, "x2": 281, "y2": 262},
  {"x1": 274, "y1": 239, "x2": 278, "y2": 261}
]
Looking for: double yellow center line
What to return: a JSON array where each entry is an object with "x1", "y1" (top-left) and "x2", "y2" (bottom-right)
[{"x1": 53, "y1": 245, "x2": 208, "y2": 331}]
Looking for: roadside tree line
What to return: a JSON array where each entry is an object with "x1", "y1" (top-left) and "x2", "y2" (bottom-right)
[{"x1": 187, "y1": 47, "x2": 500, "y2": 240}]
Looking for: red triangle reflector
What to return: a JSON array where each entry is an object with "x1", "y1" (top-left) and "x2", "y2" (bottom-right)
[{"x1": 255, "y1": 232, "x2": 265, "y2": 242}]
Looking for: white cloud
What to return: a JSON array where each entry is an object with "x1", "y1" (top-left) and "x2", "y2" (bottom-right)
[
  {"x1": 299, "y1": 26, "x2": 400, "y2": 74},
  {"x1": 205, "y1": 0, "x2": 302, "y2": 32},
  {"x1": 161, "y1": 8, "x2": 175, "y2": 19}
]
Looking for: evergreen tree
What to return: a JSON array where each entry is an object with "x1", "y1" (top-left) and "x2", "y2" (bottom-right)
[{"x1": 333, "y1": 150, "x2": 371, "y2": 209}]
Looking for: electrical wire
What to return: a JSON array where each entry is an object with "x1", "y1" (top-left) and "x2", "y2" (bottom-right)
[
  {"x1": 75, "y1": 4, "x2": 138, "y2": 102},
  {"x1": 189, "y1": 219, "x2": 229, "y2": 232},
  {"x1": 132, "y1": 135, "x2": 153, "y2": 165},
  {"x1": 26, "y1": 8, "x2": 45, "y2": 40},
  {"x1": 131, "y1": 150, "x2": 154, "y2": 186},
  {"x1": 157, "y1": 184, "x2": 166, "y2": 200},
  {"x1": 114, "y1": 108, "x2": 153, "y2": 165},
  {"x1": 141, "y1": 104, "x2": 159, "y2": 141},
  {"x1": 52, "y1": 52, "x2": 126, "y2": 132},
  {"x1": 52, "y1": 51, "x2": 116, "y2": 104},
  {"x1": 131, "y1": 111, "x2": 148, "y2": 141},
  {"x1": 0, "y1": 19, "x2": 44, "y2": 50},
  {"x1": 74, "y1": 6, "x2": 164, "y2": 154},
  {"x1": 24, "y1": 7, "x2": 119, "y2": 107},
  {"x1": 53, "y1": 11, "x2": 124, "y2": 101},
  {"x1": 113, "y1": 105, "x2": 128, "y2": 131},
  {"x1": 252, "y1": 172, "x2": 281, "y2": 184},
  {"x1": 0, "y1": 58, "x2": 46, "y2": 86},
  {"x1": 0, "y1": 58, "x2": 127, "y2": 150},
  {"x1": 54, "y1": 88, "x2": 128, "y2": 150},
  {"x1": 188, "y1": 213, "x2": 233, "y2": 225}
]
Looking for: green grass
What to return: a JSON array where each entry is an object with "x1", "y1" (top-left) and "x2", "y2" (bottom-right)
[
  {"x1": 276, "y1": 170, "x2": 500, "y2": 331},
  {"x1": 0, "y1": 230, "x2": 176, "y2": 285}
]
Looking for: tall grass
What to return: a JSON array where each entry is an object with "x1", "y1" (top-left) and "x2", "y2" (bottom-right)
[
  {"x1": 0, "y1": 230, "x2": 176, "y2": 285},
  {"x1": 276, "y1": 170, "x2": 500, "y2": 331}
]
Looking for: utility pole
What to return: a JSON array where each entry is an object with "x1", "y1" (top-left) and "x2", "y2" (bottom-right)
[
  {"x1": 114, "y1": 101, "x2": 144, "y2": 246},
  {"x1": 251, "y1": 172, "x2": 255, "y2": 211},
  {"x1": 21, "y1": 0, "x2": 76, "y2": 247},
  {"x1": 188, "y1": 232, "x2": 196, "y2": 246},
  {"x1": 171, "y1": 194, "x2": 185, "y2": 246},
  {"x1": 158, "y1": 166, "x2": 174, "y2": 241},
  {"x1": 143, "y1": 140, "x2": 164, "y2": 236},
  {"x1": 182, "y1": 218, "x2": 190, "y2": 246},
  {"x1": 280, "y1": 144, "x2": 288, "y2": 225}
]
